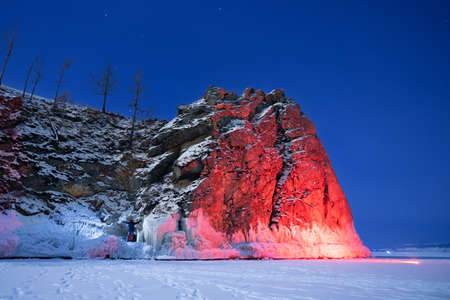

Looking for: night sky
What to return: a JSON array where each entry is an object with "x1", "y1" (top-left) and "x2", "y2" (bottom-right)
[{"x1": 2, "y1": 1, "x2": 449, "y2": 248}]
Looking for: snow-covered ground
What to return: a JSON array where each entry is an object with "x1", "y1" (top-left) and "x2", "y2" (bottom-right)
[{"x1": 0, "y1": 258, "x2": 449, "y2": 300}]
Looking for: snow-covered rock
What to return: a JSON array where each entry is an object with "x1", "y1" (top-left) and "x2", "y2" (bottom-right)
[{"x1": 0, "y1": 85, "x2": 370, "y2": 259}]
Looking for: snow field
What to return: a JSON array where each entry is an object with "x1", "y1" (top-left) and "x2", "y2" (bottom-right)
[{"x1": 0, "y1": 258, "x2": 449, "y2": 300}]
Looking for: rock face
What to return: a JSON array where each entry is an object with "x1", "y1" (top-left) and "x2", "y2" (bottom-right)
[
  {"x1": 0, "y1": 85, "x2": 370, "y2": 259},
  {"x1": 149, "y1": 87, "x2": 370, "y2": 259},
  {"x1": 0, "y1": 95, "x2": 22, "y2": 206}
]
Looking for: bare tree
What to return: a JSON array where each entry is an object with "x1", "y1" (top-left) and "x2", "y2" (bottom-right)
[
  {"x1": 129, "y1": 70, "x2": 145, "y2": 149},
  {"x1": 54, "y1": 58, "x2": 72, "y2": 104},
  {"x1": 91, "y1": 63, "x2": 117, "y2": 113},
  {"x1": 0, "y1": 27, "x2": 17, "y2": 85},
  {"x1": 29, "y1": 58, "x2": 44, "y2": 100},
  {"x1": 23, "y1": 56, "x2": 39, "y2": 97}
]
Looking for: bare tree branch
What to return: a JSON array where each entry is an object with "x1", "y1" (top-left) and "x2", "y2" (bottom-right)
[
  {"x1": 91, "y1": 63, "x2": 117, "y2": 113},
  {"x1": 23, "y1": 56, "x2": 39, "y2": 97},
  {"x1": 0, "y1": 27, "x2": 17, "y2": 86},
  {"x1": 30, "y1": 58, "x2": 44, "y2": 100},
  {"x1": 129, "y1": 70, "x2": 148, "y2": 150},
  {"x1": 54, "y1": 58, "x2": 72, "y2": 103}
]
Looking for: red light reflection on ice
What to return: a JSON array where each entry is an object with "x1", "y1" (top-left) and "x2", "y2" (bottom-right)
[
  {"x1": 383, "y1": 259, "x2": 420, "y2": 265},
  {"x1": 364, "y1": 258, "x2": 421, "y2": 265}
]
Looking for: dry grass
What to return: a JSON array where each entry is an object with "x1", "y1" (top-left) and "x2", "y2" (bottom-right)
[{"x1": 64, "y1": 184, "x2": 90, "y2": 198}]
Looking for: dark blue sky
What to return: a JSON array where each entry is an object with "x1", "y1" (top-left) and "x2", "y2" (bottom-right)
[{"x1": 2, "y1": 1, "x2": 449, "y2": 248}]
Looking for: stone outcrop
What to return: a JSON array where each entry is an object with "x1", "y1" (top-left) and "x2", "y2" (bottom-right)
[
  {"x1": 0, "y1": 95, "x2": 22, "y2": 209},
  {"x1": 0, "y1": 86, "x2": 166, "y2": 220},
  {"x1": 143, "y1": 86, "x2": 370, "y2": 259},
  {"x1": 0, "y1": 85, "x2": 370, "y2": 259}
]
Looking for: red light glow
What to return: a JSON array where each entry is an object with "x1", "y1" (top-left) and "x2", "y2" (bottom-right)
[{"x1": 364, "y1": 259, "x2": 421, "y2": 265}]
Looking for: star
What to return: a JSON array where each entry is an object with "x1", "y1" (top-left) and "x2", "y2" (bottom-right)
[{"x1": 104, "y1": 13, "x2": 108, "y2": 17}]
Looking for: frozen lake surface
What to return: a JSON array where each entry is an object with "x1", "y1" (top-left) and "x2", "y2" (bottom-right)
[{"x1": 1, "y1": 258, "x2": 449, "y2": 300}]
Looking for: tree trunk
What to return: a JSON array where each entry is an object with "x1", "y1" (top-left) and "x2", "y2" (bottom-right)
[
  {"x1": 30, "y1": 83, "x2": 37, "y2": 100},
  {"x1": 129, "y1": 99, "x2": 138, "y2": 149},
  {"x1": 102, "y1": 91, "x2": 107, "y2": 113},
  {"x1": 0, "y1": 55, "x2": 11, "y2": 85},
  {"x1": 101, "y1": 68, "x2": 110, "y2": 113},
  {"x1": 0, "y1": 31, "x2": 16, "y2": 86},
  {"x1": 23, "y1": 60, "x2": 35, "y2": 97},
  {"x1": 129, "y1": 71, "x2": 142, "y2": 150},
  {"x1": 54, "y1": 72, "x2": 64, "y2": 103},
  {"x1": 30, "y1": 75, "x2": 40, "y2": 100}
]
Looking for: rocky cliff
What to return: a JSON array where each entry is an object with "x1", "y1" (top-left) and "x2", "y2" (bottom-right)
[{"x1": 0, "y1": 85, "x2": 370, "y2": 259}]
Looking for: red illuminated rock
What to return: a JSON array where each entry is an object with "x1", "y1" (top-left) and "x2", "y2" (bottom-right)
[
  {"x1": 159, "y1": 87, "x2": 371, "y2": 259},
  {"x1": 0, "y1": 95, "x2": 22, "y2": 207},
  {"x1": 0, "y1": 85, "x2": 369, "y2": 259}
]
